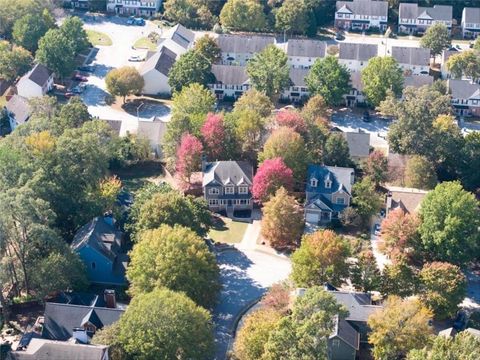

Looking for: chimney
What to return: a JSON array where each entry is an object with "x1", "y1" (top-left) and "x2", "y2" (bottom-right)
[
  {"x1": 104, "y1": 289, "x2": 116, "y2": 309},
  {"x1": 201, "y1": 154, "x2": 208, "y2": 172},
  {"x1": 72, "y1": 327, "x2": 88, "y2": 344}
]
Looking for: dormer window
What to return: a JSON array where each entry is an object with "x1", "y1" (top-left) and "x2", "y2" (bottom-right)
[
  {"x1": 225, "y1": 186, "x2": 234, "y2": 194},
  {"x1": 325, "y1": 179, "x2": 332, "y2": 189},
  {"x1": 310, "y1": 178, "x2": 318, "y2": 187},
  {"x1": 209, "y1": 187, "x2": 220, "y2": 195}
]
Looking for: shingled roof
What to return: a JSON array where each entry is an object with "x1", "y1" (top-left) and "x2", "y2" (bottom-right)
[
  {"x1": 330, "y1": 316, "x2": 360, "y2": 350},
  {"x1": 287, "y1": 39, "x2": 326, "y2": 58},
  {"x1": 6, "y1": 95, "x2": 30, "y2": 125},
  {"x1": 336, "y1": 0, "x2": 388, "y2": 17},
  {"x1": 140, "y1": 45, "x2": 177, "y2": 76},
  {"x1": 161, "y1": 24, "x2": 194, "y2": 49},
  {"x1": 22, "y1": 64, "x2": 53, "y2": 87},
  {"x1": 217, "y1": 34, "x2": 275, "y2": 54},
  {"x1": 203, "y1": 161, "x2": 253, "y2": 187},
  {"x1": 289, "y1": 68, "x2": 309, "y2": 87},
  {"x1": 7, "y1": 339, "x2": 108, "y2": 360},
  {"x1": 463, "y1": 7, "x2": 480, "y2": 24},
  {"x1": 391, "y1": 46, "x2": 430, "y2": 66},
  {"x1": 399, "y1": 3, "x2": 452, "y2": 21},
  {"x1": 211, "y1": 64, "x2": 249, "y2": 85},
  {"x1": 339, "y1": 43, "x2": 378, "y2": 61},
  {"x1": 328, "y1": 290, "x2": 382, "y2": 322}
]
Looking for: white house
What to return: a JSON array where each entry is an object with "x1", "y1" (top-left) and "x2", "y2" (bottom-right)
[
  {"x1": 335, "y1": 0, "x2": 388, "y2": 31},
  {"x1": 448, "y1": 79, "x2": 480, "y2": 117},
  {"x1": 398, "y1": 3, "x2": 452, "y2": 35},
  {"x1": 286, "y1": 39, "x2": 326, "y2": 69},
  {"x1": 217, "y1": 34, "x2": 275, "y2": 66},
  {"x1": 339, "y1": 43, "x2": 378, "y2": 72},
  {"x1": 139, "y1": 46, "x2": 177, "y2": 95},
  {"x1": 209, "y1": 64, "x2": 250, "y2": 100},
  {"x1": 107, "y1": 0, "x2": 163, "y2": 16},
  {"x1": 158, "y1": 24, "x2": 195, "y2": 56},
  {"x1": 462, "y1": 7, "x2": 480, "y2": 39},
  {"x1": 16, "y1": 64, "x2": 54, "y2": 99},
  {"x1": 281, "y1": 68, "x2": 310, "y2": 103},
  {"x1": 119, "y1": 115, "x2": 169, "y2": 157},
  {"x1": 391, "y1": 46, "x2": 430, "y2": 76}
]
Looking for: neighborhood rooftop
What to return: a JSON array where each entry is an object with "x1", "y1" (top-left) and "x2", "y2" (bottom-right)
[
  {"x1": 217, "y1": 34, "x2": 275, "y2": 54},
  {"x1": 331, "y1": 316, "x2": 360, "y2": 351},
  {"x1": 203, "y1": 160, "x2": 253, "y2": 187},
  {"x1": 286, "y1": 39, "x2": 326, "y2": 58},
  {"x1": 336, "y1": 0, "x2": 388, "y2": 17},
  {"x1": 6, "y1": 95, "x2": 31, "y2": 125},
  {"x1": 463, "y1": 7, "x2": 480, "y2": 24},
  {"x1": 22, "y1": 63, "x2": 53, "y2": 87},
  {"x1": 386, "y1": 186, "x2": 429, "y2": 214},
  {"x1": 161, "y1": 23, "x2": 194, "y2": 49},
  {"x1": 328, "y1": 290, "x2": 382, "y2": 322},
  {"x1": 399, "y1": 3, "x2": 452, "y2": 21},
  {"x1": 211, "y1": 64, "x2": 248, "y2": 85},
  {"x1": 448, "y1": 79, "x2": 480, "y2": 100},
  {"x1": 289, "y1": 68, "x2": 309, "y2": 87},
  {"x1": 391, "y1": 46, "x2": 430, "y2": 66},
  {"x1": 339, "y1": 43, "x2": 378, "y2": 61}
]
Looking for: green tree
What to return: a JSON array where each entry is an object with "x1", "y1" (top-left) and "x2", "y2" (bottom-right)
[
  {"x1": 420, "y1": 23, "x2": 451, "y2": 62},
  {"x1": 220, "y1": 0, "x2": 267, "y2": 32},
  {"x1": 323, "y1": 132, "x2": 352, "y2": 167},
  {"x1": 352, "y1": 176, "x2": 382, "y2": 224},
  {"x1": 194, "y1": 34, "x2": 221, "y2": 63},
  {"x1": 261, "y1": 187, "x2": 304, "y2": 250},
  {"x1": 291, "y1": 230, "x2": 350, "y2": 287},
  {"x1": 234, "y1": 308, "x2": 281, "y2": 360},
  {"x1": 382, "y1": 257, "x2": 419, "y2": 297},
  {"x1": 117, "y1": 288, "x2": 215, "y2": 360},
  {"x1": 418, "y1": 181, "x2": 480, "y2": 265},
  {"x1": 301, "y1": 94, "x2": 328, "y2": 123},
  {"x1": 168, "y1": 50, "x2": 213, "y2": 91},
  {"x1": 368, "y1": 296, "x2": 433, "y2": 360},
  {"x1": 246, "y1": 44, "x2": 289, "y2": 98},
  {"x1": 446, "y1": 50, "x2": 480, "y2": 82},
  {"x1": 12, "y1": 10, "x2": 54, "y2": 52},
  {"x1": 0, "y1": 45, "x2": 33, "y2": 81},
  {"x1": 92, "y1": 323, "x2": 128, "y2": 360},
  {"x1": 362, "y1": 150, "x2": 388, "y2": 186},
  {"x1": 460, "y1": 131, "x2": 480, "y2": 191},
  {"x1": 127, "y1": 225, "x2": 220, "y2": 308},
  {"x1": 105, "y1": 67, "x2": 144, "y2": 103},
  {"x1": 474, "y1": 36, "x2": 480, "y2": 51},
  {"x1": 57, "y1": 96, "x2": 92, "y2": 129},
  {"x1": 164, "y1": 0, "x2": 216, "y2": 29},
  {"x1": 419, "y1": 262, "x2": 467, "y2": 320},
  {"x1": 259, "y1": 127, "x2": 307, "y2": 182},
  {"x1": 275, "y1": 0, "x2": 309, "y2": 35},
  {"x1": 407, "y1": 332, "x2": 480, "y2": 360},
  {"x1": 36, "y1": 28, "x2": 75, "y2": 79},
  {"x1": 135, "y1": 190, "x2": 212, "y2": 237},
  {"x1": 59, "y1": 16, "x2": 90, "y2": 55},
  {"x1": 350, "y1": 250, "x2": 382, "y2": 292},
  {"x1": 404, "y1": 155, "x2": 437, "y2": 190},
  {"x1": 234, "y1": 89, "x2": 273, "y2": 118},
  {"x1": 361, "y1": 56, "x2": 403, "y2": 106},
  {"x1": 306, "y1": 56, "x2": 351, "y2": 106},
  {"x1": 230, "y1": 108, "x2": 266, "y2": 162},
  {"x1": 0, "y1": 0, "x2": 43, "y2": 37}
]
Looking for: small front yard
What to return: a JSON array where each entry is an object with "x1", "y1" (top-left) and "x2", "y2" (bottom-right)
[
  {"x1": 134, "y1": 37, "x2": 157, "y2": 51},
  {"x1": 113, "y1": 160, "x2": 166, "y2": 193},
  {"x1": 209, "y1": 217, "x2": 248, "y2": 244},
  {"x1": 87, "y1": 29, "x2": 112, "y2": 46}
]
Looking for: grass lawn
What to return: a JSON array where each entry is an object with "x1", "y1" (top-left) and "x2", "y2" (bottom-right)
[
  {"x1": 87, "y1": 29, "x2": 112, "y2": 46},
  {"x1": 113, "y1": 160, "x2": 165, "y2": 193},
  {"x1": 209, "y1": 218, "x2": 249, "y2": 244},
  {"x1": 134, "y1": 37, "x2": 157, "y2": 51}
]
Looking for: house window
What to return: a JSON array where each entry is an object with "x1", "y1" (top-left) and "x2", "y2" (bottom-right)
[
  {"x1": 238, "y1": 186, "x2": 248, "y2": 194},
  {"x1": 336, "y1": 197, "x2": 345, "y2": 205},
  {"x1": 310, "y1": 178, "x2": 318, "y2": 187},
  {"x1": 84, "y1": 324, "x2": 96, "y2": 333},
  {"x1": 238, "y1": 199, "x2": 250, "y2": 205},
  {"x1": 91, "y1": 262, "x2": 96, "y2": 269},
  {"x1": 325, "y1": 179, "x2": 332, "y2": 189},
  {"x1": 225, "y1": 186, "x2": 234, "y2": 194},
  {"x1": 209, "y1": 188, "x2": 220, "y2": 195},
  {"x1": 209, "y1": 199, "x2": 219, "y2": 206}
]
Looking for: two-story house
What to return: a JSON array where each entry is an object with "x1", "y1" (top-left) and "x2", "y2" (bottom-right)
[
  {"x1": 335, "y1": 0, "x2": 388, "y2": 32},
  {"x1": 16, "y1": 64, "x2": 54, "y2": 99},
  {"x1": 202, "y1": 161, "x2": 253, "y2": 216},
  {"x1": 398, "y1": 3, "x2": 453, "y2": 35},
  {"x1": 385, "y1": 186, "x2": 428, "y2": 216},
  {"x1": 209, "y1": 64, "x2": 250, "y2": 100},
  {"x1": 107, "y1": 0, "x2": 162, "y2": 16},
  {"x1": 286, "y1": 39, "x2": 326, "y2": 69},
  {"x1": 281, "y1": 68, "x2": 310, "y2": 103},
  {"x1": 344, "y1": 71, "x2": 365, "y2": 107},
  {"x1": 447, "y1": 78, "x2": 480, "y2": 117},
  {"x1": 391, "y1": 46, "x2": 430, "y2": 76},
  {"x1": 304, "y1": 165, "x2": 355, "y2": 225},
  {"x1": 462, "y1": 7, "x2": 480, "y2": 38},
  {"x1": 217, "y1": 34, "x2": 275, "y2": 66},
  {"x1": 339, "y1": 43, "x2": 378, "y2": 72},
  {"x1": 6, "y1": 95, "x2": 31, "y2": 131},
  {"x1": 71, "y1": 216, "x2": 128, "y2": 286}
]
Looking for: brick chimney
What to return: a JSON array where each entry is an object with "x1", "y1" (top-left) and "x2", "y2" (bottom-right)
[{"x1": 104, "y1": 289, "x2": 116, "y2": 309}]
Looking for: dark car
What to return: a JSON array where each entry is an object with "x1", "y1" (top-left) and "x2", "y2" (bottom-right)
[
  {"x1": 453, "y1": 311, "x2": 468, "y2": 331},
  {"x1": 335, "y1": 32, "x2": 345, "y2": 41},
  {"x1": 72, "y1": 74, "x2": 88, "y2": 82},
  {"x1": 134, "y1": 18, "x2": 145, "y2": 26},
  {"x1": 78, "y1": 65, "x2": 95, "y2": 73},
  {"x1": 362, "y1": 111, "x2": 371, "y2": 122}
]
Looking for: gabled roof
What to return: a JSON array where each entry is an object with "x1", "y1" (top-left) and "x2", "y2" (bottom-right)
[
  {"x1": 399, "y1": 3, "x2": 452, "y2": 21},
  {"x1": 140, "y1": 45, "x2": 177, "y2": 76},
  {"x1": 211, "y1": 64, "x2": 249, "y2": 85},
  {"x1": 330, "y1": 316, "x2": 360, "y2": 350},
  {"x1": 448, "y1": 79, "x2": 480, "y2": 100},
  {"x1": 404, "y1": 75, "x2": 433, "y2": 88},
  {"x1": 463, "y1": 7, "x2": 480, "y2": 25},
  {"x1": 328, "y1": 290, "x2": 382, "y2": 322},
  {"x1": 21, "y1": 63, "x2": 53, "y2": 87},
  {"x1": 343, "y1": 131, "x2": 370, "y2": 158},
  {"x1": 339, "y1": 43, "x2": 378, "y2": 61},
  {"x1": 391, "y1": 46, "x2": 430, "y2": 66},
  {"x1": 203, "y1": 161, "x2": 253, "y2": 187},
  {"x1": 6, "y1": 95, "x2": 30, "y2": 125},
  {"x1": 287, "y1": 39, "x2": 326, "y2": 58},
  {"x1": 217, "y1": 34, "x2": 275, "y2": 54},
  {"x1": 7, "y1": 339, "x2": 108, "y2": 360},
  {"x1": 161, "y1": 24, "x2": 194, "y2": 49},
  {"x1": 386, "y1": 186, "x2": 429, "y2": 214},
  {"x1": 71, "y1": 217, "x2": 123, "y2": 263},
  {"x1": 306, "y1": 165, "x2": 355, "y2": 196},
  {"x1": 336, "y1": 0, "x2": 388, "y2": 17},
  {"x1": 289, "y1": 68, "x2": 309, "y2": 87}
]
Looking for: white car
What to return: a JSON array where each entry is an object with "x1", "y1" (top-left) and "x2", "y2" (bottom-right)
[{"x1": 128, "y1": 55, "x2": 144, "y2": 62}]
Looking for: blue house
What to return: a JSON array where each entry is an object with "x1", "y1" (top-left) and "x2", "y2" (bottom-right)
[
  {"x1": 304, "y1": 165, "x2": 355, "y2": 224},
  {"x1": 71, "y1": 216, "x2": 128, "y2": 286}
]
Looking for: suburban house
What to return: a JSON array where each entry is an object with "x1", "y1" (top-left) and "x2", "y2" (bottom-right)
[
  {"x1": 157, "y1": 24, "x2": 195, "y2": 55},
  {"x1": 209, "y1": 64, "x2": 250, "y2": 100},
  {"x1": 281, "y1": 68, "x2": 310, "y2": 103},
  {"x1": 462, "y1": 7, "x2": 480, "y2": 38},
  {"x1": 106, "y1": 0, "x2": 162, "y2": 16},
  {"x1": 448, "y1": 79, "x2": 480, "y2": 117},
  {"x1": 6, "y1": 95, "x2": 31, "y2": 131},
  {"x1": 16, "y1": 64, "x2": 54, "y2": 99},
  {"x1": 345, "y1": 71, "x2": 365, "y2": 106},
  {"x1": 339, "y1": 43, "x2": 378, "y2": 72},
  {"x1": 390, "y1": 46, "x2": 430, "y2": 76},
  {"x1": 385, "y1": 186, "x2": 428, "y2": 216},
  {"x1": 403, "y1": 74, "x2": 434, "y2": 89},
  {"x1": 286, "y1": 39, "x2": 326, "y2": 69},
  {"x1": 343, "y1": 130, "x2": 371, "y2": 162},
  {"x1": 42, "y1": 290, "x2": 125, "y2": 343},
  {"x1": 441, "y1": 48, "x2": 459, "y2": 79},
  {"x1": 7, "y1": 338, "x2": 109, "y2": 360},
  {"x1": 304, "y1": 165, "x2": 355, "y2": 225},
  {"x1": 334, "y1": 0, "x2": 388, "y2": 31},
  {"x1": 398, "y1": 3, "x2": 453, "y2": 35},
  {"x1": 202, "y1": 160, "x2": 253, "y2": 216},
  {"x1": 71, "y1": 216, "x2": 128, "y2": 286},
  {"x1": 217, "y1": 34, "x2": 275, "y2": 66}
]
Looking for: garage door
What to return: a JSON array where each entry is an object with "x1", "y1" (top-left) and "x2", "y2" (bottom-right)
[{"x1": 305, "y1": 212, "x2": 320, "y2": 224}]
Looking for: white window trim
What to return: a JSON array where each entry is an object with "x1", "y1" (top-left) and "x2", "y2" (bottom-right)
[
  {"x1": 209, "y1": 188, "x2": 220, "y2": 195},
  {"x1": 238, "y1": 186, "x2": 248, "y2": 194},
  {"x1": 225, "y1": 186, "x2": 234, "y2": 194},
  {"x1": 325, "y1": 180, "x2": 332, "y2": 189}
]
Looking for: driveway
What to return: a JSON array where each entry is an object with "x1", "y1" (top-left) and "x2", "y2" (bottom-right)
[{"x1": 369, "y1": 216, "x2": 391, "y2": 272}]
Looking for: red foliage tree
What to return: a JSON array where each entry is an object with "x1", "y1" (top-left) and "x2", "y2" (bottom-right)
[
  {"x1": 381, "y1": 208, "x2": 420, "y2": 259},
  {"x1": 363, "y1": 150, "x2": 388, "y2": 186},
  {"x1": 176, "y1": 133, "x2": 203, "y2": 185},
  {"x1": 275, "y1": 109, "x2": 307, "y2": 135},
  {"x1": 252, "y1": 157, "x2": 294, "y2": 203},
  {"x1": 200, "y1": 113, "x2": 225, "y2": 160}
]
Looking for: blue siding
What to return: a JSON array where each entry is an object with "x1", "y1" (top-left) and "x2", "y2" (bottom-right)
[{"x1": 77, "y1": 247, "x2": 126, "y2": 285}]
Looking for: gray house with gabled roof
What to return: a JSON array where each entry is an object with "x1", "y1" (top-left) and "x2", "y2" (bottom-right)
[
  {"x1": 391, "y1": 46, "x2": 430, "y2": 75},
  {"x1": 217, "y1": 34, "x2": 275, "y2": 65},
  {"x1": 202, "y1": 160, "x2": 253, "y2": 216},
  {"x1": 339, "y1": 43, "x2": 378, "y2": 72},
  {"x1": 398, "y1": 3, "x2": 452, "y2": 35},
  {"x1": 281, "y1": 68, "x2": 310, "y2": 103},
  {"x1": 462, "y1": 7, "x2": 480, "y2": 38},
  {"x1": 140, "y1": 46, "x2": 177, "y2": 95},
  {"x1": 448, "y1": 79, "x2": 480, "y2": 117},
  {"x1": 208, "y1": 64, "x2": 250, "y2": 100},
  {"x1": 335, "y1": 0, "x2": 388, "y2": 32},
  {"x1": 286, "y1": 39, "x2": 326, "y2": 69}
]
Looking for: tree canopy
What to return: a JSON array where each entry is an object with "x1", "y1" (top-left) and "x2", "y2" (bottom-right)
[
  {"x1": 420, "y1": 23, "x2": 451, "y2": 58},
  {"x1": 252, "y1": 158, "x2": 293, "y2": 203},
  {"x1": 361, "y1": 56, "x2": 403, "y2": 106},
  {"x1": 407, "y1": 332, "x2": 480, "y2": 360},
  {"x1": 105, "y1": 67, "x2": 144, "y2": 103},
  {"x1": 275, "y1": 0, "x2": 309, "y2": 35},
  {"x1": 220, "y1": 0, "x2": 267, "y2": 32},
  {"x1": 404, "y1": 155, "x2": 438, "y2": 190},
  {"x1": 36, "y1": 28, "x2": 75, "y2": 79},
  {"x1": 12, "y1": 10, "x2": 55, "y2": 52},
  {"x1": 164, "y1": 0, "x2": 216, "y2": 29},
  {"x1": 168, "y1": 50, "x2": 213, "y2": 92}
]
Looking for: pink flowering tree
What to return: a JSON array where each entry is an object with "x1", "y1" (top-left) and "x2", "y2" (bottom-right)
[
  {"x1": 275, "y1": 110, "x2": 307, "y2": 135},
  {"x1": 200, "y1": 113, "x2": 226, "y2": 160},
  {"x1": 252, "y1": 158, "x2": 294, "y2": 203},
  {"x1": 176, "y1": 133, "x2": 203, "y2": 185}
]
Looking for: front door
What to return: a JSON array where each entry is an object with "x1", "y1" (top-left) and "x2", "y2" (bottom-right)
[{"x1": 228, "y1": 200, "x2": 232, "y2": 206}]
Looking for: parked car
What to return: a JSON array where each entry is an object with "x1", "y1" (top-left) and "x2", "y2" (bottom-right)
[
  {"x1": 72, "y1": 74, "x2": 88, "y2": 82},
  {"x1": 78, "y1": 65, "x2": 95, "y2": 73},
  {"x1": 72, "y1": 84, "x2": 86, "y2": 94},
  {"x1": 374, "y1": 224, "x2": 381, "y2": 236},
  {"x1": 134, "y1": 18, "x2": 145, "y2": 26},
  {"x1": 335, "y1": 32, "x2": 345, "y2": 41},
  {"x1": 362, "y1": 111, "x2": 371, "y2": 122},
  {"x1": 128, "y1": 55, "x2": 144, "y2": 62},
  {"x1": 127, "y1": 16, "x2": 135, "y2": 25},
  {"x1": 64, "y1": 92, "x2": 74, "y2": 98}
]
